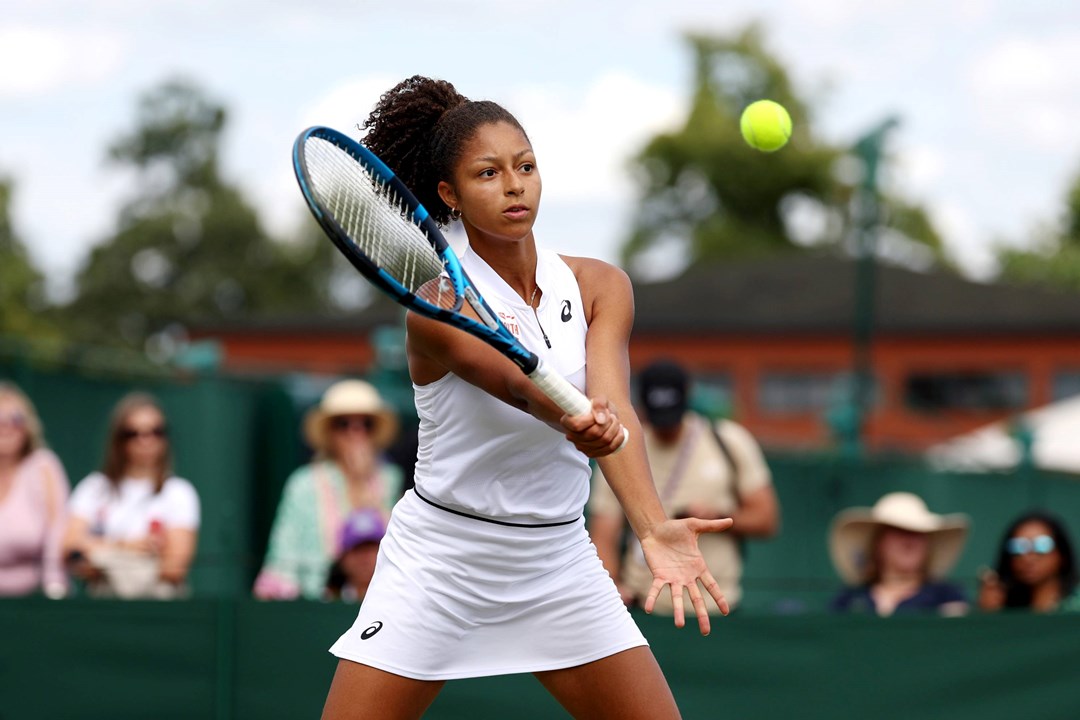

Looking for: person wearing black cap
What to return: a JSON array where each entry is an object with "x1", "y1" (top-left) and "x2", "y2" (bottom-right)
[{"x1": 589, "y1": 360, "x2": 780, "y2": 612}]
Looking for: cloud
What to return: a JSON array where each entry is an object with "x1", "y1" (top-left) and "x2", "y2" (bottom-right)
[
  {"x1": 299, "y1": 75, "x2": 399, "y2": 133},
  {"x1": 969, "y1": 33, "x2": 1080, "y2": 153},
  {"x1": 507, "y1": 72, "x2": 684, "y2": 202},
  {"x1": 0, "y1": 25, "x2": 127, "y2": 98}
]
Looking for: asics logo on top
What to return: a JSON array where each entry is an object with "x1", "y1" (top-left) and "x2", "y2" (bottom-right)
[
  {"x1": 360, "y1": 621, "x2": 384, "y2": 640},
  {"x1": 561, "y1": 300, "x2": 572, "y2": 322}
]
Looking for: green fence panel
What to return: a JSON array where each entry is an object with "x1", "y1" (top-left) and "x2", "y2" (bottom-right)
[{"x1": 3, "y1": 599, "x2": 1080, "y2": 720}]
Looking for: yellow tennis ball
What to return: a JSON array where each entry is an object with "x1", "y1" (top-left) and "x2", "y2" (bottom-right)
[{"x1": 740, "y1": 100, "x2": 792, "y2": 152}]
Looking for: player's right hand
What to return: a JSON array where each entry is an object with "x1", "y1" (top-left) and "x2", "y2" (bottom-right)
[{"x1": 560, "y1": 396, "x2": 625, "y2": 458}]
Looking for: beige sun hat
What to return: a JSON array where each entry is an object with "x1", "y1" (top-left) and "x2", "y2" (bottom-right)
[
  {"x1": 829, "y1": 492, "x2": 970, "y2": 585},
  {"x1": 303, "y1": 380, "x2": 399, "y2": 453}
]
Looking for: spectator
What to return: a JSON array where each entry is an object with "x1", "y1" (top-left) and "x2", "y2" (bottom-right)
[
  {"x1": 323, "y1": 507, "x2": 386, "y2": 603},
  {"x1": 978, "y1": 510, "x2": 1078, "y2": 613},
  {"x1": 830, "y1": 492, "x2": 969, "y2": 616},
  {"x1": 62, "y1": 393, "x2": 200, "y2": 599},
  {"x1": 0, "y1": 382, "x2": 70, "y2": 598},
  {"x1": 589, "y1": 359, "x2": 780, "y2": 613},
  {"x1": 254, "y1": 379, "x2": 401, "y2": 600}
]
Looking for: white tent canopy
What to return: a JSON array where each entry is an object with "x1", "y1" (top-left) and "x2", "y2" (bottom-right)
[{"x1": 926, "y1": 395, "x2": 1080, "y2": 475}]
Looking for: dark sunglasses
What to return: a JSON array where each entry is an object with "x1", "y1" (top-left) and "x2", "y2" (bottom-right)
[
  {"x1": 330, "y1": 416, "x2": 376, "y2": 433},
  {"x1": 1006, "y1": 535, "x2": 1056, "y2": 556},
  {"x1": 120, "y1": 425, "x2": 168, "y2": 441},
  {"x1": 0, "y1": 411, "x2": 27, "y2": 429}
]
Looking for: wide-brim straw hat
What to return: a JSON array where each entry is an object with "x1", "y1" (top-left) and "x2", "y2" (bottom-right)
[
  {"x1": 303, "y1": 380, "x2": 399, "y2": 452},
  {"x1": 829, "y1": 492, "x2": 970, "y2": 585}
]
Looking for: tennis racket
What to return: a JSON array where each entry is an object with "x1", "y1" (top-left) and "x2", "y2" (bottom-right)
[{"x1": 292, "y1": 126, "x2": 627, "y2": 447}]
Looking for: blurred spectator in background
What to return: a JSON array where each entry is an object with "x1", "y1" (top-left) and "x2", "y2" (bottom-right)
[
  {"x1": 63, "y1": 393, "x2": 200, "y2": 599},
  {"x1": 0, "y1": 382, "x2": 70, "y2": 598},
  {"x1": 254, "y1": 379, "x2": 401, "y2": 600},
  {"x1": 323, "y1": 507, "x2": 386, "y2": 603},
  {"x1": 978, "y1": 510, "x2": 1079, "y2": 613},
  {"x1": 589, "y1": 359, "x2": 779, "y2": 613},
  {"x1": 830, "y1": 492, "x2": 969, "y2": 616}
]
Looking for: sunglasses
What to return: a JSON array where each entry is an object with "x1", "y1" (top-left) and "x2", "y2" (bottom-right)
[
  {"x1": 0, "y1": 411, "x2": 27, "y2": 429},
  {"x1": 1006, "y1": 535, "x2": 1056, "y2": 556},
  {"x1": 330, "y1": 416, "x2": 377, "y2": 433},
  {"x1": 120, "y1": 426, "x2": 168, "y2": 441}
]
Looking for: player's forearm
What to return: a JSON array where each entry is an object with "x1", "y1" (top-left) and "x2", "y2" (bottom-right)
[{"x1": 596, "y1": 430, "x2": 668, "y2": 540}]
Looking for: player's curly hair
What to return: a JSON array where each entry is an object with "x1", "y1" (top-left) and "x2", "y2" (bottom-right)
[{"x1": 360, "y1": 75, "x2": 529, "y2": 227}]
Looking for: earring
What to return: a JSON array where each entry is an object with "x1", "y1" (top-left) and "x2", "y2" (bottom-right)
[{"x1": 449, "y1": 207, "x2": 462, "y2": 221}]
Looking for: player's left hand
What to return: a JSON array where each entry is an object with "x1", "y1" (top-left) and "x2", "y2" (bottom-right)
[{"x1": 639, "y1": 517, "x2": 734, "y2": 635}]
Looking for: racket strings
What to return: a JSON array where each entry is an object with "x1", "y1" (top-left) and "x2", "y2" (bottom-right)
[{"x1": 304, "y1": 137, "x2": 459, "y2": 310}]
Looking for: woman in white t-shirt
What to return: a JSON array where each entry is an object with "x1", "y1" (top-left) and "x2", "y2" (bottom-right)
[{"x1": 63, "y1": 393, "x2": 200, "y2": 598}]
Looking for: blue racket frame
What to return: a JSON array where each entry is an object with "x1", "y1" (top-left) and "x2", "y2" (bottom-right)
[{"x1": 292, "y1": 126, "x2": 539, "y2": 374}]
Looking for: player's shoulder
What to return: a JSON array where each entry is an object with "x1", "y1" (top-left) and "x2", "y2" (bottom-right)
[{"x1": 559, "y1": 255, "x2": 631, "y2": 293}]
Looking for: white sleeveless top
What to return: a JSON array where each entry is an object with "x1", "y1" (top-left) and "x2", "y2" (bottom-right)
[{"x1": 411, "y1": 245, "x2": 591, "y2": 525}]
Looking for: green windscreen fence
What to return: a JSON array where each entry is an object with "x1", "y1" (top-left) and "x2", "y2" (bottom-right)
[
  {"x1": 2, "y1": 598, "x2": 1079, "y2": 720},
  {"x1": 4, "y1": 356, "x2": 1080, "y2": 719},
  {"x1": 5, "y1": 353, "x2": 1080, "y2": 607}
]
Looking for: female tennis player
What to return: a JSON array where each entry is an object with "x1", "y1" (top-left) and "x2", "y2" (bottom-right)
[{"x1": 322, "y1": 76, "x2": 733, "y2": 720}]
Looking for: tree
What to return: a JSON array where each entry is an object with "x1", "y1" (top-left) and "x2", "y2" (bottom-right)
[
  {"x1": 67, "y1": 78, "x2": 339, "y2": 349},
  {"x1": 0, "y1": 177, "x2": 53, "y2": 341},
  {"x1": 622, "y1": 25, "x2": 947, "y2": 275},
  {"x1": 996, "y1": 168, "x2": 1080, "y2": 291}
]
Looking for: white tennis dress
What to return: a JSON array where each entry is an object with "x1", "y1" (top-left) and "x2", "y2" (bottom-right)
[{"x1": 329, "y1": 246, "x2": 646, "y2": 680}]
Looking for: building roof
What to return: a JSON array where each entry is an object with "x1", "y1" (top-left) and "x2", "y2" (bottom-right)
[
  {"x1": 632, "y1": 253, "x2": 1080, "y2": 335},
  {"x1": 192, "y1": 253, "x2": 1080, "y2": 337}
]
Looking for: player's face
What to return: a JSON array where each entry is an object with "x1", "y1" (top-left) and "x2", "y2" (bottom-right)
[
  {"x1": 0, "y1": 396, "x2": 29, "y2": 460},
  {"x1": 443, "y1": 121, "x2": 542, "y2": 244}
]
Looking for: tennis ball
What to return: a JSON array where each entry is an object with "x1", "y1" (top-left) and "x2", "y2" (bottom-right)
[{"x1": 740, "y1": 100, "x2": 792, "y2": 152}]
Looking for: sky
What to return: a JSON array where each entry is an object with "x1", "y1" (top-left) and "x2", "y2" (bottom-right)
[{"x1": 3, "y1": 0, "x2": 1080, "y2": 298}]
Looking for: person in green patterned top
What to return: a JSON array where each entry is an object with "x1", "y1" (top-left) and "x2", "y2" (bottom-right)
[{"x1": 254, "y1": 380, "x2": 402, "y2": 600}]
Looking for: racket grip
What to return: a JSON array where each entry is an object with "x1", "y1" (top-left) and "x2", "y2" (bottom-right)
[
  {"x1": 528, "y1": 359, "x2": 592, "y2": 416},
  {"x1": 528, "y1": 360, "x2": 630, "y2": 454}
]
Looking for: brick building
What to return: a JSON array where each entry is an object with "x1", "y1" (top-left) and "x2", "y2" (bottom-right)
[{"x1": 192, "y1": 253, "x2": 1080, "y2": 452}]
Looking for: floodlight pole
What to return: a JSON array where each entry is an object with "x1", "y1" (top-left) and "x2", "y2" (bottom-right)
[{"x1": 845, "y1": 116, "x2": 900, "y2": 456}]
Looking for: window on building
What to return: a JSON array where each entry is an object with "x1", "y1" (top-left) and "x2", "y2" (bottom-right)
[
  {"x1": 904, "y1": 371, "x2": 1027, "y2": 412},
  {"x1": 759, "y1": 371, "x2": 858, "y2": 414},
  {"x1": 1052, "y1": 371, "x2": 1080, "y2": 402},
  {"x1": 691, "y1": 373, "x2": 734, "y2": 418}
]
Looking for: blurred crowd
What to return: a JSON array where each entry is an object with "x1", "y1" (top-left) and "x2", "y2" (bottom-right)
[{"x1": 2, "y1": 362, "x2": 1079, "y2": 616}]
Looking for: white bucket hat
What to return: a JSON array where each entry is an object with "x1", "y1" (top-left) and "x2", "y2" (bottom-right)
[
  {"x1": 303, "y1": 380, "x2": 399, "y2": 452},
  {"x1": 829, "y1": 492, "x2": 970, "y2": 585}
]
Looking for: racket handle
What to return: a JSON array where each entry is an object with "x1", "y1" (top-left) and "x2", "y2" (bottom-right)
[
  {"x1": 528, "y1": 360, "x2": 630, "y2": 454},
  {"x1": 528, "y1": 359, "x2": 592, "y2": 415}
]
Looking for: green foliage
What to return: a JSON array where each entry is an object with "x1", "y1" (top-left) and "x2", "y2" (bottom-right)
[
  {"x1": 996, "y1": 168, "x2": 1080, "y2": 291},
  {"x1": 66, "y1": 78, "x2": 338, "y2": 349},
  {"x1": 622, "y1": 25, "x2": 948, "y2": 274},
  {"x1": 0, "y1": 177, "x2": 56, "y2": 342}
]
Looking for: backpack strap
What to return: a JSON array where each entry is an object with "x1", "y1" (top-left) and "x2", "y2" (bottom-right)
[
  {"x1": 709, "y1": 420, "x2": 739, "y2": 480},
  {"x1": 708, "y1": 419, "x2": 747, "y2": 559}
]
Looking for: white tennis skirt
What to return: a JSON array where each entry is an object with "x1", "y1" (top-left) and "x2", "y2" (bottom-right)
[{"x1": 329, "y1": 489, "x2": 647, "y2": 680}]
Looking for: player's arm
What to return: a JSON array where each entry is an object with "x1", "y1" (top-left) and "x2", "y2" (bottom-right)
[
  {"x1": 406, "y1": 308, "x2": 622, "y2": 457},
  {"x1": 572, "y1": 256, "x2": 734, "y2": 633},
  {"x1": 567, "y1": 258, "x2": 666, "y2": 540}
]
